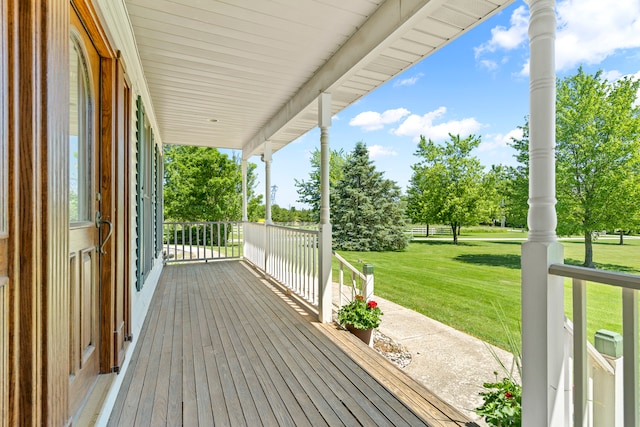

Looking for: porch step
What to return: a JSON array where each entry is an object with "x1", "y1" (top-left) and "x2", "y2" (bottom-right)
[{"x1": 317, "y1": 322, "x2": 478, "y2": 427}]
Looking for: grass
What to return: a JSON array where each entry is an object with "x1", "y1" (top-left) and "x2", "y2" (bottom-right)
[{"x1": 334, "y1": 236, "x2": 640, "y2": 351}]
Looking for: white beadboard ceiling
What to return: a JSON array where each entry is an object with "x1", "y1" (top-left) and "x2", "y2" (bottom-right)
[{"x1": 124, "y1": 0, "x2": 514, "y2": 158}]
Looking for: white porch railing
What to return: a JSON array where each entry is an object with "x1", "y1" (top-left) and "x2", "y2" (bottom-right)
[
  {"x1": 163, "y1": 221, "x2": 242, "y2": 263},
  {"x1": 332, "y1": 251, "x2": 374, "y2": 308},
  {"x1": 243, "y1": 222, "x2": 266, "y2": 269},
  {"x1": 563, "y1": 318, "x2": 622, "y2": 427},
  {"x1": 549, "y1": 264, "x2": 639, "y2": 427},
  {"x1": 244, "y1": 222, "x2": 319, "y2": 307}
]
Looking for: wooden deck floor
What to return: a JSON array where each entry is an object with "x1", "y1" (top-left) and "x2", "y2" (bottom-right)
[{"x1": 108, "y1": 261, "x2": 475, "y2": 426}]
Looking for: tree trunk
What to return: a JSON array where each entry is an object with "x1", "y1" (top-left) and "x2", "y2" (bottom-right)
[
  {"x1": 426, "y1": 223, "x2": 429, "y2": 237},
  {"x1": 584, "y1": 230, "x2": 594, "y2": 268},
  {"x1": 451, "y1": 223, "x2": 458, "y2": 245},
  {"x1": 619, "y1": 229, "x2": 624, "y2": 245}
]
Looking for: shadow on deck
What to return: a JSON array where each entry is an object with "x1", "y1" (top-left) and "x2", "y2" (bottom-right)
[{"x1": 108, "y1": 260, "x2": 476, "y2": 426}]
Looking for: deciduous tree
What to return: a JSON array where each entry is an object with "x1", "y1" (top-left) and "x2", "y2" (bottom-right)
[
  {"x1": 512, "y1": 68, "x2": 640, "y2": 267},
  {"x1": 409, "y1": 134, "x2": 488, "y2": 244},
  {"x1": 163, "y1": 145, "x2": 261, "y2": 222}
]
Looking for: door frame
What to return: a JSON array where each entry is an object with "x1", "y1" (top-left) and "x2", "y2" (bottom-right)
[{"x1": 71, "y1": 0, "x2": 128, "y2": 375}]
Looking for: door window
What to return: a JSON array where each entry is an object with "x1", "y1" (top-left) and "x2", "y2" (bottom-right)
[{"x1": 69, "y1": 37, "x2": 92, "y2": 223}]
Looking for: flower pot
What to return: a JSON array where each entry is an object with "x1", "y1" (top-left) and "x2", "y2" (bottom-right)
[{"x1": 345, "y1": 324, "x2": 374, "y2": 347}]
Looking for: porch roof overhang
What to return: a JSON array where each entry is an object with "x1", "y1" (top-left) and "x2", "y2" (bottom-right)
[{"x1": 122, "y1": 0, "x2": 514, "y2": 159}]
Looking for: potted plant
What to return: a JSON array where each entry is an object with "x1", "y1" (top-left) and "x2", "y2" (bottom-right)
[
  {"x1": 475, "y1": 376, "x2": 521, "y2": 427},
  {"x1": 475, "y1": 305, "x2": 522, "y2": 426},
  {"x1": 337, "y1": 295, "x2": 383, "y2": 346}
]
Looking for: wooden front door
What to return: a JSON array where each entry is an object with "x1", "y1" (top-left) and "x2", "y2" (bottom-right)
[{"x1": 68, "y1": 8, "x2": 102, "y2": 416}]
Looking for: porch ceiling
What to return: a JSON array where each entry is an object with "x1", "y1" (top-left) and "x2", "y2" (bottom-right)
[{"x1": 124, "y1": 0, "x2": 513, "y2": 157}]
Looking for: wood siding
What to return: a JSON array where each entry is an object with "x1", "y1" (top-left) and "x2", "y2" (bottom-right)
[
  {"x1": 44, "y1": 0, "x2": 70, "y2": 424},
  {"x1": 0, "y1": 0, "x2": 8, "y2": 423},
  {"x1": 13, "y1": 1, "x2": 47, "y2": 424},
  {"x1": 0, "y1": 281, "x2": 6, "y2": 427}
]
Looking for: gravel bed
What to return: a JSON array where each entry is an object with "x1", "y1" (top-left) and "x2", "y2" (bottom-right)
[{"x1": 373, "y1": 329, "x2": 412, "y2": 369}]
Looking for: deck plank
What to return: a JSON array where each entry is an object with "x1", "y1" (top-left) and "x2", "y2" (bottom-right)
[
  {"x1": 109, "y1": 278, "x2": 163, "y2": 427},
  {"x1": 201, "y1": 264, "x2": 279, "y2": 426},
  {"x1": 230, "y1": 270, "x2": 355, "y2": 426},
  {"x1": 188, "y1": 269, "x2": 215, "y2": 426},
  {"x1": 193, "y1": 263, "x2": 241, "y2": 426},
  {"x1": 167, "y1": 266, "x2": 183, "y2": 426},
  {"x1": 181, "y1": 266, "x2": 198, "y2": 426},
  {"x1": 216, "y1": 265, "x2": 324, "y2": 427},
  {"x1": 318, "y1": 323, "x2": 471, "y2": 426},
  {"x1": 149, "y1": 269, "x2": 176, "y2": 426},
  {"x1": 237, "y1": 269, "x2": 418, "y2": 427},
  {"x1": 108, "y1": 260, "x2": 476, "y2": 426},
  {"x1": 134, "y1": 269, "x2": 174, "y2": 427}
]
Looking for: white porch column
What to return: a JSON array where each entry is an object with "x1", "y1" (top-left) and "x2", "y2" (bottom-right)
[
  {"x1": 522, "y1": 1, "x2": 565, "y2": 426},
  {"x1": 318, "y1": 93, "x2": 332, "y2": 323},
  {"x1": 263, "y1": 141, "x2": 272, "y2": 225},
  {"x1": 241, "y1": 157, "x2": 248, "y2": 222}
]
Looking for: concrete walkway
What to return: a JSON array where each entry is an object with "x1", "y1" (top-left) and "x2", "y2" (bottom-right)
[{"x1": 374, "y1": 295, "x2": 519, "y2": 426}]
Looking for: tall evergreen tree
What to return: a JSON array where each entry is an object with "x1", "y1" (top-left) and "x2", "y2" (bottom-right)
[
  {"x1": 332, "y1": 142, "x2": 409, "y2": 251},
  {"x1": 294, "y1": 148, "x2": 348, "y2": 222}
]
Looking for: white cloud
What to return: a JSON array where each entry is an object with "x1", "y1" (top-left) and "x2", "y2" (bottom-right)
[
  {"x1": 555, "y1": 0, "x2": 640, "y2": 70},
  {"x1": 475, "y1": 5, "x2": 529, "y2": 58},
  {"x1": 391, "y1": 106, "x2": 483, "y2": 142},
  {"x1": 368, "y1": 145, "x2": 398, "y2": 158},
  {"x1": 478, "y1": 128, "x2": 523, "y2": 152},
  {"x1": 393, "y1": 73, "x2": 424, "y2": 87},
  {"x1": 478, "y1": 0, "x2": 640, "y2": 74},
  {"x1": 479, "y1": 59, "x2": 499, "y2": 71},
  {"x1": 349, "y1": 108, "x2": 410, "y2": 131},
  {"x1": 602, "y1": 69, "x2": 623, "y2": 82}
]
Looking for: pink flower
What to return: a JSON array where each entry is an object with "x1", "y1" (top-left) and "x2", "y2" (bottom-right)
[{"x1": 367, "y1": 301, "x2": 378, "y2": 309}]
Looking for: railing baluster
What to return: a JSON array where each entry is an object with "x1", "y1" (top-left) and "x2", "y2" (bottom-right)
[
  {"x1": 339, "y1": 264, "x2": 344, "y2": 307},
  {"x1": 181, "y1": 223, "x2": 185, "y2": 259},
  {"x1": 173, "y1": 224, "x2": 177, "y2": 260},
  {"x1": 549, "y1": 263, "x2": 640, "y2": 427},
  {"x1": 573, "y1": 278, "x2": 587, "y2": 427},
  {"x1": 241, "y1": 224, "x2": 321, "y2": 308},
  {"x1": 308, "y1": 233, "x2": 312, "y2": 302},
  {"x1": 162, "y1": 221, "x2": 241, "y2": 263},
  {"x1": 196, "y1": 223, "x2": 201, "y2": 260},
  {"x1": 622, "y1": 287, "x2": 638, "y2": 427}
]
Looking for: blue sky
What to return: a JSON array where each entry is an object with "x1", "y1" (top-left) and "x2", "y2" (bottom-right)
[{"x1": 249, "y1": 0, "x2": 640, "y2": 209}]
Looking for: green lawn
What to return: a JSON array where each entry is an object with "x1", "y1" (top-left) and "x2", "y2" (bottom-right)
[{"x1": 334, "y1": 236, "x2": 640, "y2": 351}]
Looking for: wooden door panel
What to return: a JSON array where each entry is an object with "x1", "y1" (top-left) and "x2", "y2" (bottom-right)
[
  {"x1": 68, "y1": 6, "x2": 101, "y2": 417},
  {"x1": 69, "y1": 253, "x2": 78, "y2": 374},
  {"x1": 79, "y1": 248, "x2": 96, "y2": 364}
]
